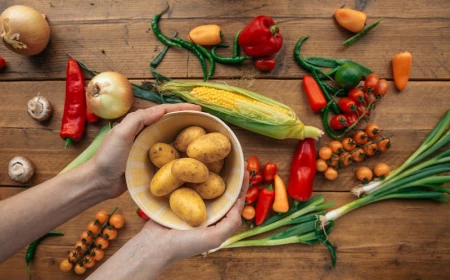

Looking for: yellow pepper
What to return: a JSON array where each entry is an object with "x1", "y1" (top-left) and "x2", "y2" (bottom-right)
[{"x1": 188, "y1": 24, "x2": 221, "y2": 46}]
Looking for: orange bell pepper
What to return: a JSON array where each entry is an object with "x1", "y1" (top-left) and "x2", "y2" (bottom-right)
[
  {"x1": 392, "y1": 51, "x2": 412, "y2": 91},
  {"x1": 188, "y1": 24, "x2": 221, "y2": 46},
  {"x1": 334, "y1": 8, "x2": 367, "y2": 33}
]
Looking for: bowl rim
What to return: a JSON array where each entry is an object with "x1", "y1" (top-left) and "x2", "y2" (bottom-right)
[{"x1": 125, "y1": 110, "x2": 245, "y2": 230}]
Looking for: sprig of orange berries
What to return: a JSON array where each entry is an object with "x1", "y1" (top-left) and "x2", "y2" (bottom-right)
[
  {"x1": 317, "y1": 123, "x2": 392, "y2": 181},
  {"x1": 59, "y1": 207, "x2": 125, "y2": 275}
]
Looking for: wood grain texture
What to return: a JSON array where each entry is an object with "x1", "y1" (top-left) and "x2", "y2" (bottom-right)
[{"x1": 1, "y1": 189, "x2": 449, "y2": 280}]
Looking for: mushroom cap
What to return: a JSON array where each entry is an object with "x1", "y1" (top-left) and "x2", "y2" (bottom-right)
[
  {"x1": 27, "y1": 96, "x2": 53, "y2": 122},
  {"x1": 8, "y1": 156, "x2": 35, "y2": 184}
]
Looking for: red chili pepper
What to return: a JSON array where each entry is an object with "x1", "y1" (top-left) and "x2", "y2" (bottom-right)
[
  {"x1": 238, "y1": 15, "x2": 283, "y2": 57},
  {"x1": 303, "y1": 75, "x2": 327, "y2": 113},
  {"x1": 249, "y1": 173, "x2": 263, "y2": 186},
  {"x1": 255, "y1": 184, "x2": 275, "y2": 226},
  {"x1": 254, "y1": 57, "x2": 276, "y2": 71},
  {"x1": 60, "y1": 58, "x2": 86, "y2": 147},
  {"x1": 0, "y1": 57, "x2": 5, "y2": 70},
  {"x1": 287, "y1": 138, "x2": 316, "y2": 201},
  {"x1": 85, "y1": 108, "x2": 99, "y2": 123},
  {"x1": 136, "y1": 208, "x2": 150, "y2": 220},
  {"x1": 245, "y1": 185, "x2": 260, "y2": 204}
]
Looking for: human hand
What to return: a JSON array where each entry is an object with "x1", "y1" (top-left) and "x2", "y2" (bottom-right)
[
  {"x1": 137, "y1": 168, "x2": 249, "y2": 264},
  {"x1": 91, "y1": 103, "x2": 202, "y2": 199}
]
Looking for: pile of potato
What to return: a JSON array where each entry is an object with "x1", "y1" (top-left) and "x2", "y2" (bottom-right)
[{"x1": 148, "y1": 126, "x2": 232, "y2": 227}]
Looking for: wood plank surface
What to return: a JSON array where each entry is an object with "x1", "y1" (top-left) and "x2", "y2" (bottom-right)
[{"x1": 1, "y1": 188, "x2": 449, "y2": 280}]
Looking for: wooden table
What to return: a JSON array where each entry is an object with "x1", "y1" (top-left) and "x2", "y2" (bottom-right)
[{"x1": 1, "y1": 0, "x2": 450, "y2": 279}]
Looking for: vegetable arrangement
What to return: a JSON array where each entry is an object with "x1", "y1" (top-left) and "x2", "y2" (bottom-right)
[{"x1": 60, "y1": 208, "x2": 125, "y2": 275}]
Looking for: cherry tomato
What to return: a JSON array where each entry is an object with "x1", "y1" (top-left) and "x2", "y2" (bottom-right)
[
  {"x1": 95, "y1": 210, "x2": 109, "y2": 224},
  {"x1": 249, "y1": 173, "x2": 263, "y2": 186},
  {"x1": 59, "y1": 259, "x2": 73, "y2": 272},
  {"x1": 74, "y1": 241, "x2": 88, "y2": 254},
  {"x1": 136, "y1": 208, "x2": 150, "y2": 221},
  {"x1": 247, "y1": 155, "x2": 261, "y2": 175},
  {"x1": 344, "y1": 112, "x2": 358, "y2": 126},
  {"x1": 102, "y1": 227, "x2": 118, "y2": 240},
  {"x1": 348, "y1": 88, "x2": 365, "y2": 105},
  {"x1": 327, "y1": 154, "x2": 339, "y2": 167},
  {"x1": 316, "y1": 159, "x2": 328, "y2": 172},
  {"x1": 365, "y1": 123, "x2": 381, "y2": 139},
  {"x1": 364, "y1": 74, "x2": 380, "y2": 92},
  {"x1": 95, "y1": 236, "x2": 109, "y2": 249},
  {"x1": 377, "y1": 138, "x2": 391, "y2": 152},
  {"x1": 324, "y1": 167, "x2": 338, "y2": 181},
  {"x1": 83, "y1": 257, "x2": 96, "y2": 269},
  {"x1": 241, "y1": 205, "x2": 256, "y2": 220},
  {"x1": 351, "y1": 149, "x2": 365, "y2": 162},
  {"x1": 74, "y1": 264, "x2": 86, "y2": 275},
  {"x1": 254, "y1": 58, "x2": 276, "y2": 71},
  {"x1": 353, "y1": 130, "x2": 368, "y2": 145},
  {"x1": 339, "y1": 152, "x2": 353, "y2": 166},
  {"x1": 341, "y1": 137, "x2": 356, "y2": 152},
  {"x1": 0, "y1": 57, "x2": 5, "y2": 70},
  {"x1": 375, "y1": 79, "x2": 389, "y2": 98},
  {"x1": 68, "y1": 250, "x2": 78, "y2": 263},
  {"x1": 356, "y1": 167, "x2": 373, "y2": 183},
  {"x1": 374, "y1": 163, "x2": 391, "y2": 178},
  {"x1": 356, "y1": 104, "x2": 370, "y2": 118},
  {"x1": 364, "y1": 92, "x2": 377, "y2": 107},
  {"x1": 263, "y1": 162, "x2": 277, "y2": 182},
  {"x1": 319, "y1": 147, "x2": 333, "y2": 160},
  {"x1": 90, "y1": 248, "x2": 104, "y2": 261},
  {"x1": 80, "y1": 231, "x2": 93, "y2": 244},
  {"x1": 338, "y1": 97, "x2": 357, "y2": 114},
  {"x1": 87, "y1": 221, "x2": 101, "y2": 235},
  {"x1": 328, "y1": 141, "x2": 344, "y2": 154},
  {"x1": 109, "y1": 214, "x2": 125, "y2": 229},
  {"x1": 363, "y1": 142, "x2": 378, "y2": 156},
  {"x1": 245, "y1": 185, "x2": 260, "y2": 204},
  {"x1": 330, "y1": 114, "x2": 348, "y2": 130}
]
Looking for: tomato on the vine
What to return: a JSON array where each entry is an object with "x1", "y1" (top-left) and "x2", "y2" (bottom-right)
[
  {"x1": 364, "y1": 74, "x2": 380, "y2": 92},
  {"x1": 262, "y1": 162, "x2": 277, "y2": 182},
  {"x1": 348, "y1": 88, "x2": 365, "y2": 105},
  {"x1": 375, "y1": 79, "x2": 389, "y2": 98},
  {"x1": 338, "y1": 97, "x2": 357, "y2": 114},
  {"x1": 247, "y1": 155, "x2": 260, "y2": 175},
  {"x1": 249, "y1": 173, "x2": 263, "y2": 186},
  {"x1": 345, "y1": 112, "x2": 358, "y2": 126},
  {"x1": 356, "y1": 104, "x2": 370, "y2": 117},
  {"x1": 330, "y1": 114, "x2": 347, "y2": 130}
]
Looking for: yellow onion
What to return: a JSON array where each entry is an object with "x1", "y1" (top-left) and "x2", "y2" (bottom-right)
[
  {"x1": 0, "y1": 5, "x2": 50, "y2": 56},
  {"x1": 86, "y1": 72, "x2": 134, "y2": 120}
]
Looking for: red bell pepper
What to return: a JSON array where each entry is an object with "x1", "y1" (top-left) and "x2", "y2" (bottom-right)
[
  {"x1": 238, "y1": 15, "x2": 283, "y2": 57},
  {"x1": 245, "y1": 185, "x2": 260, "y2": 204},
  {"x1": 287, "y1": 138, "x2": 317, "y2": 201},
  {"x1": 255, "y1": 185, "x2": 275, "y2": 226},
  {"x1": 303, "y1": 75, "x2": 327, "y2": 113},
  {"x1": 60, "y1": 58, "x2": 86, "y2": 147}
]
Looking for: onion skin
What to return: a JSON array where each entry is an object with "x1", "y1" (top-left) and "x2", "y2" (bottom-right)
[
  {"x1": 86, "y1": 72, "x2": 134, "y2": 120},
  {"x1": 0, "y1": 5, "x2": 50, "y2": 56}
]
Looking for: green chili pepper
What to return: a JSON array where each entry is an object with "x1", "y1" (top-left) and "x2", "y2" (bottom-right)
[
  {"x1": 315, "y1": 221, "x2": 337, "y2": 267},
  {"x1": 305, "y1": 56, "x2": 340, "y2": 69},
  {"x1": 311, "y1": 69, "x2": 341, "y2": 114},
  {"x1": 211, "y1": 45, "x2": 249, "y2": 64},
  {"x1": 171, "y1": 37, "x2": 208, "y2": 81},
  {"x1": 26, "y1": 231, "x2": 64, "y2": 279},
  {"x1": 150, "y1": 32, "x2": 177, "y2": 69},
  {"x1": 194, "y1": 43, "x2": 215, "y2": 79},
  {"x1": 233, "y1": 30, "x2": 242, "y2": 57},
  {"x1": 343, "y1": 18, "x2": 383, "y2": 47},
  {"x1": 151, "y1": 4, "x2": 182, "y2": 48}
]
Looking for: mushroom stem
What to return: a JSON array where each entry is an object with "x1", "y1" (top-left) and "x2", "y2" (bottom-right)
[
  {"x1": 28, "y1": 99, "x2": 43, "y2": 114},
  {"x1": 9, "y1": 163, "x2": 25, "y2": 177}
]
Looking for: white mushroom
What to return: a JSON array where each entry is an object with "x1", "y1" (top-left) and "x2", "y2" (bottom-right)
[
  {"x1": 8, "y1": 156, "x2": 35, "y2": 183},
  {"x1": 27, "y1": 96, "x2": 53, "y2": 122}
]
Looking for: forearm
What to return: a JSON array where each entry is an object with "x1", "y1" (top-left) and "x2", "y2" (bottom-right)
[{"x1": 0, "y1": 161, "x2": 109, "y2": 263}]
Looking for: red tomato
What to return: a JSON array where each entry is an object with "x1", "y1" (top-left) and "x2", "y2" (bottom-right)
[
  {"x1": 249, "y1": 173, "x2": 263, "y2": 186},
  {"x1": 364, "y1": 74, "x2": 380, "y2": 92},
  {"x1": 254, "y1": 58, "x2": 276, "y2": 71},
  {"x1": 330, "y1": 114, "x2": 348, "y2": 130},
  {"x1": 364, "y1": 92, "x2": 377, "y2": 107},
  {"x1": 136, "y1": 208, "x2": 150, "y2": 221},
  {"x1": 345, "y1": 112, "x2": 358, "y2": 126},
  {"x1": 0, "y1": 57, "x2": 5, "y2": 70},
  {"x1": 262, "y1": 162, "x2": 277, "y2": 182},
  {"x1": 347, "y1": 88, "x2": 365, "y2": 105},
  {"x1": 245, "y1": 185, "x2": 260, "y2": 204},
  {"x1": 375, "y1": 79, "x2": 389, "y2": 98},
  {"x1": 338, "y1": 97, "x2": 357, "y2": 114},
  {"x1": 356, "y1": 104, "x2": 370, "y2": 117},
  {"x1": 247, "y1": 155, "x2": 261, "y2": 175}
]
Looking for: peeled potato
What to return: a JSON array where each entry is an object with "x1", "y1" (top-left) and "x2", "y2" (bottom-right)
[{"x1": 169, "y1": 188, "x2": 207, "y2": 227}]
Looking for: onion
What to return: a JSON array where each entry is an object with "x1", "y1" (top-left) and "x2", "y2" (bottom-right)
[
  {"x1": 86, "y1": 72, "x2": 134, "y2": 120},
  {"x1": 0, "y1": 5, "x2": 50, "y2": 56}
]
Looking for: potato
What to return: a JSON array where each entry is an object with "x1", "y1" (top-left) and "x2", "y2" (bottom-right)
[
  {"x1": 150, "y1": 160, "x2": 184, "y2": 196},
  {"x1": 187, "y1": 172, "x2": 226, "y2": 199},
  {"x1": 186, "y1": 132, "x2": 231, "y2": 163},
  {"x1": 174, "y1": 126, "x2": 206, "y2": 152},
  {"x1": 204, "y1": 159, "x2": 224, "y2": 174},
  {"x1": 169, "y1": 188, "x2": 207, "y2": 227},
  {"x1": 171, "y1": 158, "x2": 209, "y2": 183},
  {"x1": 149, "y1": 142, "x2": 180, "y2": 168}
]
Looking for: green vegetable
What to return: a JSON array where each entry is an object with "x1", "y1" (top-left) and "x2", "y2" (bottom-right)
[
  {"x1": 334, "y1": 63, "x2": 362, "y2": 89},
  {"x1": 305, "y1": 56, "x2": 373, "y2": 78},
  {"x1": 26, "y1": 231, "x2": 64, "y2": 279},
  {"x1": 211, "y1": 44, "x2": 249, "y2": 64},
  {"x1": 193, "y1": 43, "x2": 215, "y2": 80},
  {"x1": 150, "y1": 32, "x2": 178, "y2": 69},
  {"x1": 343, "y1": 18, "x2": 383, "y2": 47},
  {"x1": 171, "y1": 37, "x2": 208, "y2": 81},
  {"x1": 233, "y1": 30, "x2": 242, "y2": 57},
  {"x1": 151, "y1": 4, "x2": 182, "y2": 48}
]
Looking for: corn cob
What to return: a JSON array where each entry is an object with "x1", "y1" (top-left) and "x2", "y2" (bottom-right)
[{"x1": 159, "y1": 81, "x2": 323, "y2": 140}]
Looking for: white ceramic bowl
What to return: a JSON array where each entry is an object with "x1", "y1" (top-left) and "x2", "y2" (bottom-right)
[{"x1": 125, "y1": 110, "x2": 244, "y2": 230}]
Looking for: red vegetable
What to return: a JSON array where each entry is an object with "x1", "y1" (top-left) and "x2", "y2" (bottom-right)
[
  {"x1": 249, "y1": 173, "x2": 263, "y2": 186},
  {"x1": 303, "y1": 75, "x2": 327, "y2": 113},
  {"x1": 364, "y1": 74, "x2": 380, "y2": 92},
  {"x1": 356, "y1": 104, "x2": 370, "y2": 117},
  {"x1": 136, "y1": 208, "x2": 150, "y2": 221},
  {"x1": 254, "y1": 57, "x2": 276, "y2": 71},
  {"x1": 247, "y1": 155, "x2": 260, "y2": 175},
  {"x1": 238, "y1": 15, "x2": 283, "y2": 57},
  {"x1": 85, "y1": 108, "x2": 99, "y2": 123},
  {"x1": 330, "y1": 114, "x2": 347, "y2": 130},
  {"x1": 0, "y1": 57, "x2": 5, "y2": 70},
  {"x1": 287, "y1": 138, "x2": 316, "y2": 201},
  {"x1": 345, "y1": 112, "x2": 358, "y2": 126},
  {"x1": 338, "y1": 97, "x2": 357, "y2": 114},
  {"x1": 60, "y1": 58, "x2": 86, "y2": 147},
  {"x1": 245, "y1": 185, "x2": 260, "y2": 204},
  {"x1": 348, "y1": 88, "x2": 365, "y2": 105},
  {"x1": 263, "y1": 162, "x2": 277, "y2": 182},
  {"x1": 255, "y1": 185, "x2": 275, "y2": 225}
]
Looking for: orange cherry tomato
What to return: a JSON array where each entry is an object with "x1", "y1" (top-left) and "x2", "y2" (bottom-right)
[
  {"x1": 102, "y1": 227, "x2": 118, "y2": 240},
  {"x1": 83, "y1": 256, "x2": 96, "y2": 268},
  {"x1": 319, "y1": 146, "x2": 333, "y2": 160},
  {"x1": 356, "y1": 167, "x2": 373, "y2": 183},
  {"x1": 95, "y1": 236, "x2": 109, "y2": 249},
  {"x1": 59, "y1": 259, "x2": 73, "y2": 272},
  {"x1": 353, "y1": 130, "x2": 368, "y2": 145},
  {"x1": 316, "y1": 159, "x2": 328, "y2": 172},
  {"x1": 378, "y1": 138, "x2": 391, "y2": 152},
  {"x1": 342, "y1": 137, "x2": 356, "y2": 152},
  {"x1": 74, "y1": 241, "x2": 88, "y2": 254},
  {"x1": 80, "y1": 231, "x2": 93, "y2": 244},
  {"x1": 351, "y1": 149, "x2": 365, "y2": 162},
  {"x1": 365, "y1": 123, "x2": 381, "y2": 139},
  {"x1": 87, "y1": 221, "x2": 101, "y2": 235},
  {"x1": 324, "y1": 167, "x2": 338, "y2": 181},
  {"x1": 95, "y1": 210, "x2": 110, "y2": 224},
  {"x1": 74, "y1": 264, "x2": 86, "y2": 275},
  {"x1": 327, "y1": 154, "x2": 339, "y2": 167},
  {"x1": 68, "y1": 250, "x2": 79, "y2": 263},
  {"x1": 374, "y1": 163, "x2": 391, "y2": 178},
  {"x1": 328, "y1": 141, "x2": 344, "y2": 154},
  {"x1": 363, "y1": 142, "x2": 378, "y2": 156},
  {"x1": 109, "y1": 214, "x2": 125, "y2": 229},
  {"x1": 241, "y1": 205, "x2": 256, "y2": 220},
  {"x1": 90, "y1": 248, "x2": 104, "y2": 261}
]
